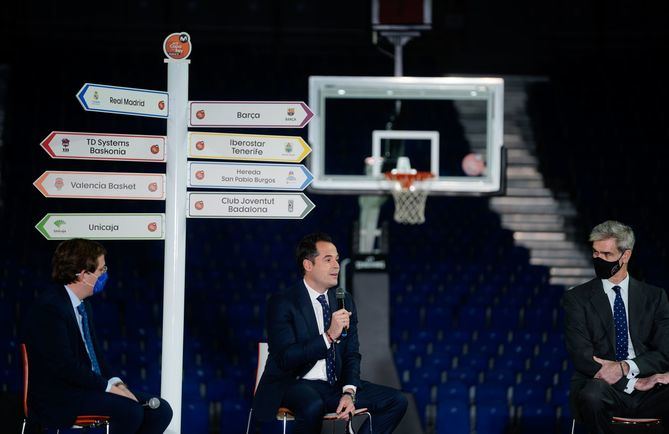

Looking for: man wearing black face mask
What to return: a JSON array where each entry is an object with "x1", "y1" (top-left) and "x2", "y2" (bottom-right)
[
  {"x1": 562, "y1": 221, "x2": 669, "y2": 434},
  {"x1": 21, "y1": 238, "x2": 172, "y2": 433}
]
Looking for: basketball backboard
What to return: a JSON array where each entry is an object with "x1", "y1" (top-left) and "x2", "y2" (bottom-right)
[{"x1": 307, "y1": 76, "x2": 505, "y2": 195}]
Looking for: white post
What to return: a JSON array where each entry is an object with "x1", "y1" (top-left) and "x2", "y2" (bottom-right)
[{"x1": 161, "y1": 58, "x2": 189, "y2": 434}]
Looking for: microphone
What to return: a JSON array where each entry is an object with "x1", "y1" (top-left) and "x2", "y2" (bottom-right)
[
  {"x1": 336, "y1": 287, "x2": 347, "y2": 338},
  {"x1": 142, "y1": 397, "x2": 161, "y2": 409}
]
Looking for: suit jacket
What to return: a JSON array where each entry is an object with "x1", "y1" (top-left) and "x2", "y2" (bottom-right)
[
  {"x1": 562, "y1": 277, "x2": 669, "y2": 416},
  {"x1": 252, "y1": 282, "x2": 361, "y2": 422},
  {"x1": 21, "y1": 287, "x2": 110, "y2": 427}
]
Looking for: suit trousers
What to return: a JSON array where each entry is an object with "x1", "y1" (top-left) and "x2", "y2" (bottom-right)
[
  {"x1": 278, "y1": 379, "x2": 407, "y2": 434},
  {"x1": 75, "y1": 390, "x2": 172, "y2": 434},
  {"x1": 578, "y1": 379, "x2": 669, "y2": 434}
]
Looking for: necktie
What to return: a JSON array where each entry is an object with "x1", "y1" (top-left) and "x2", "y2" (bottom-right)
[
  {"x1": 317, "y1": 294, "x2": 337, "y2": 385},
  {"x1": 612, "y1": 286, "x2": 629, "y2": 361},
  {"x1": 77, "y1": 303, "x2": 102, "y2": 375}
]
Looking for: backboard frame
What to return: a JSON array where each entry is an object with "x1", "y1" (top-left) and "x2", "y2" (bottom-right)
[{"x1": 307, "y1": 76, "x2": 504, "y2": 195}]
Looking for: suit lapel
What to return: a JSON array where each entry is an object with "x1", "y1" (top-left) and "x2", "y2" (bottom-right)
[
  {"x1": 588, "y1": 279, "x2": 616, "y2": 351},
  {"x1": 627, "y1": 277, "x2": 644, "y2": 348},
  {"x1": 297, "y1": 282, "x2": 320, "y2": 338}
]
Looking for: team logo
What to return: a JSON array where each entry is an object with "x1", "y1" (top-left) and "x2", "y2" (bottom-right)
[
  {"x1": 163, "y1": 32, "x2": 192, "y2": 60},
  {"x1": 61, "y1": 138, "x2": 70, "y2": 153},
  {"x1": 158, "y1": 100, "x2": 166, "y2": 111},
  {"x1": 286, "y1": 170, "x2": 297, "y2": 182},
  {"x1": 54, "y1": 177, "x2": 64, "y2": 190},
  {"x1": 195, "y1": 140, "x2": 205, "y2": 151},
  {"x1": 150, "y1": 144, "x2": 160, "y2": 154},
  {"x1": 287, "y1": 107, "x2": 295, "y2": 117},
  {"x1": 93, "y1": 91, "x2": 99, "y2": 100},
  {"x1": 195, "y1": 110, "x2": 206, "y2": 120},
  {"x1": 288, "y1": 199, "x2": 294, "y2": 213},
  {"x1": 194, "y1": 200, "x2": 204, "y2": 210},
  {"x1": 147, "y1": 222, "x2": 158, "y2": 232},
  {"x1": 148, "y1": 182, "x2": 158, "y2": 192},
  {"x1": 195, "y1": 170, "x2": 205, "y2": 180},
  {"x1": 285, "y1": 142, "x2": 293, "y2": 153},
  {"x1": 53, "y1": 219, "x2": 67, "y2": 234}
]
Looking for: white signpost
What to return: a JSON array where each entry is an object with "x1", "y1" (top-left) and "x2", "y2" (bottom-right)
[
  {"x1": 33, "y1": 171, "x2": 165, "y2": 200},
  {"x1": 76, "y1": 83, "x2": 169, "y2": 118},
  {"x1": 35, "y1": 213, "x2": 165, "y2": 240},
  {"x1": 40, "y1": 131, "x2": 166, "y2": 162},
  {"x1": 188, "y1": 132, "x2": 311, "y2": 162},
  {"x1": 188, "y1": 101, "x2": 314, "y2": 128},
  {"x1": 187, "y1": 192, "x2": 315, "y2": 219},
  {"x1": 188, "y1": 161, "x2": 313, "y2": 191}
]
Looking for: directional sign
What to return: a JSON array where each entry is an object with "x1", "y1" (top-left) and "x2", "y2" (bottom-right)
[
  {"x1": 34, "y1": 171, "x2": 165, "y2": 200},
  {"x1": 76, "y1": 83, "x2": 169, "y2": 118},
  {"x1": 188, "y1": 161, "x2": 313, "y2": 191},
  {"x1": 187, "y1": 192, "x2": 315, "y2": 219},
  {"x1": 188, "y1": 132, "x2": 311, "y2": 162},
  {"x1": 189, "y1": 101, "x2": 314, "y2": 128},
  {"x1": 40, "y1": 131, "x2": 166, "y2": 162},
  {"x1": 35, "y1": 213, "x2": 165, "y2": 240}
]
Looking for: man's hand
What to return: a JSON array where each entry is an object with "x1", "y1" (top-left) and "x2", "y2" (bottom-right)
[
  {"x1": 327, "y1": 309, "x2": 351, "y2": 340},
  {"x1": 109, "y1": 384, "x2": 139, "y2": 402},
  {"x1": 336, "y1": 393, "x2": 356, "y2": 420},
  {"x1": 635, "y1": 376, "x2": 657, "y2": 391},
  {"x1": 635, "y1": 373, "x2": 669, "y2": 391},
  {"x1": 593, "y1": 356, "x2": 624, "y2": 384}
]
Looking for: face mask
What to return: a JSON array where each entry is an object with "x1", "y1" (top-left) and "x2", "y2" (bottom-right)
[
  {"x1": 592, "y1": 251, "x2": 625, "y2": 280},
  {"x1": 81, "y1": 271, "x2": 109, "y2": 295}
]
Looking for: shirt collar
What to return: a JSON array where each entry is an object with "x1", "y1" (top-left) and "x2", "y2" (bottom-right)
[
  {"x1": 64, "y1": 285, "x2": 83, "y2": 309},
  {"x1": 602, "y1": 274, "x2": 630, "y2": 293},
  {"x1": 303, "y1": 279, "x2": 328, "y2": 302}
]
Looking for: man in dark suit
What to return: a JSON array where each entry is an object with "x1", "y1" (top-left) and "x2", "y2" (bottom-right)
[
  {"x1": 22, "y1": 238, "x2": 172, "y2": 433},
  {"x1": 562, "y1": 220, "x2": 669, "y2": 434},
  {"x1": 251, "y1": 232, "x2": 407, "y2": 434}
]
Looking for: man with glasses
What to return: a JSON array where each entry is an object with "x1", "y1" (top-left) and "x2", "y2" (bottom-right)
[{"x1": 22, "y1": 238, "x2": 172, "y2": 434}]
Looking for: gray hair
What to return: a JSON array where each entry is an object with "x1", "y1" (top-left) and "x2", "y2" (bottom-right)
[{"x1": 589, "y1": 220, "x2": 635, "y2": 251}]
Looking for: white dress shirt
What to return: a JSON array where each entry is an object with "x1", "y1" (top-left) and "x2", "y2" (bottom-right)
[{"x1": 301, "y1": 280, "x2": 356, "y2": 393}]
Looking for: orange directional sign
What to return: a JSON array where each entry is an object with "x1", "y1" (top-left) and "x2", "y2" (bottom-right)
[
  {"x1": 40, "y1": 131, "x2": 166, "y2": 162},
  {"x1": 33, "y1": 171, "x2": 165, "y2": 200}
]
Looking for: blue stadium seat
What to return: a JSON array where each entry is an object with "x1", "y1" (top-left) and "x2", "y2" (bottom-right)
[
  {"x1": 475, "y1": 383, "x2": 510, "y2": 405},
  {"x1": 475, "y1": 402, "x2": 512, "y2": 434},
  {"x1": 436, "y1": 399, "x2": 470, "y2": 434},
  {"x1": 436, "y1": 381, "x2": 469, "y2": 403},
  {"x1": 513, "y1": 384, "x2": 547, "y2": 406},
  {"x1": 518, "y1": 403, "x2": 557, "y2": 432}
]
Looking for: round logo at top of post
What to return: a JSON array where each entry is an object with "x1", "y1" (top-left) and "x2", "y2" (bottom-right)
[{"x1": 163, "y1": 32, "x2": 192, "y2": 60}]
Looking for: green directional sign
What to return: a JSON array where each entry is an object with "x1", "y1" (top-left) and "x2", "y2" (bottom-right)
[{"x1": 36, "y1": 213, "x2": 165, "y2": 240}]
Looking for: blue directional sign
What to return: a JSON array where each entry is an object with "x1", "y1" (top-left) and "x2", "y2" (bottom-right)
[
  {"x1": 188, "y1": 161, "x2": 314, "y2": 191},
  {"x1": 76, "y1": 83, "x2": 169, "y2": 118}
]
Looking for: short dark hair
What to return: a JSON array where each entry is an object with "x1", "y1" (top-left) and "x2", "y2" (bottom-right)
[
  {"x1": 296, "y1": 232, "x2": 334, "y2": 275},
  {"x1": 52, "y1": 238, "x2": 107, "y2": 285}
]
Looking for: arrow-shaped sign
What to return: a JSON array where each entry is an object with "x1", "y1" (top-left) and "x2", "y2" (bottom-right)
[
  {"x1": 76, "y1": 83, "x2": 169, "y2": 118},
  {"x1": 188, "y1": 132, "x2": 311, "y2": 162},
  {"x1": 188, "y1": 101, "x2": 314, "y2": 128},
  {"x1": 187, "y1": 192, "x2": 315, "y2": 219},
  {"x1": 33, "y1": 171, "x2": 165, "y2": 200},
  {"x1": 188, "y1": 162, "x2": 313, "y2": 191},
  {"x1": 35, "y1": 213, "x2": 165, "y2": 240},
  {"x1": 40, "y1": 131, "x2": 166, "y2": 162}
]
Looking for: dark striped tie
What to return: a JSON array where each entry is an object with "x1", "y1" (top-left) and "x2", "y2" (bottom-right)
[{"x1": 317, "y1": 294, "x2": 336, "y2": 385}]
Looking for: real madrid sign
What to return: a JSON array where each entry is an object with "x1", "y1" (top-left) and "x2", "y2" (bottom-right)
[{"x1": 76, "y1": 83, "x2": 169, "y2": 118}]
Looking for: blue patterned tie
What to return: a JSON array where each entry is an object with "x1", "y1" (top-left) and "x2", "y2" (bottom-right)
[
  {"x1": 77, "y1": 303, "x2": 101, "y2": 375},
  {"x1": 317, "y1": 294, "x2": 336, "y2": 385},
  {"x1": 612, "y1": 286, "x2": 629, "y2": 361}
]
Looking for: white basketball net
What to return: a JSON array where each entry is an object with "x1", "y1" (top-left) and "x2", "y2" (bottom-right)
[{"x1": 391, "y1": 183, "x2": 430, "y2": 225}]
